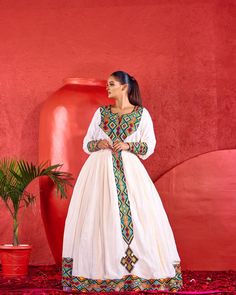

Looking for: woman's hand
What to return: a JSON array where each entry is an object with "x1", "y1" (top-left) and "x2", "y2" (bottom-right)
[
  {"x1": 112, "y1": 141, "x2": 129, "y2": 152},
  {"x1": 97, "y1": 139, "x2": 112, "y2": 150}
]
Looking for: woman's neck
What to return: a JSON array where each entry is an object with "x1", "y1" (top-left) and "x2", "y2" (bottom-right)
[{"x1": 114, "y1": 95, "x2": 133, "y2": 109}]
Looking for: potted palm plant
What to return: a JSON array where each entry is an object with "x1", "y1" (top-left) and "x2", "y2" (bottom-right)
[{"x1": 0, "y1": 158, "x2": 73, "y2": 277}]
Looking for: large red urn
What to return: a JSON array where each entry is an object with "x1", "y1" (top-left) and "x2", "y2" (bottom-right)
[{"x1": 39, "y1": 78, "x2": 110, "y2": 264}]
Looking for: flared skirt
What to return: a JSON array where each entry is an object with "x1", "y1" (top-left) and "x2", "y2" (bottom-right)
[{"x1": 62, "y1": 150, "x2": 182, "y2": 292}]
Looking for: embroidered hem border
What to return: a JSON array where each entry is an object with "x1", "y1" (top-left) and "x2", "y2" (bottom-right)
[{"x1": 62, "y1": 258, "x2": 183, "y2": 292}]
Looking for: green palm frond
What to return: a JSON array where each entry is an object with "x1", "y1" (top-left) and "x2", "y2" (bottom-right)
[
  {"x1": 0, "y1": 159, "x2": 19, "y2": 210},
  {"x1": 22, "y1": 191, "x2": 36, "y2": 207},
  {"x1": 9, "y1": 160, "x2": 73, "y2": 199},
  {"x1": 0, "y1": 158, "x2": 74, "y2": 245}
]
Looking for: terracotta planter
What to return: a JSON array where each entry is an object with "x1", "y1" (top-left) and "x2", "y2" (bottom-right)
[
  {"x1": 0, "y1": 244, "x2": 32, "y2": 277},
  {"x1": 39, "y1": 78, "x2": 110, "y2": 264}
]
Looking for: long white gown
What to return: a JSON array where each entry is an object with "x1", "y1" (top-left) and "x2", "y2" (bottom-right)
[{"x1": 62, "y1": 105, "x2": 182, "y2": 292}]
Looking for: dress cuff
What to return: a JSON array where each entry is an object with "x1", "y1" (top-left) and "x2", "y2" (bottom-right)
[
  {"x1": 127, "y1": 142, "x2": 148, "y2": 155},
  {"x1": 87, "y1": 140, "x2": 101, "y2": 152}
]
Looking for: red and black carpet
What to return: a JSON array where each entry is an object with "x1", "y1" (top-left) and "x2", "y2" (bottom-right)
[{"x1": 0, "y1": 265, "x2": 235, "y2": 295}]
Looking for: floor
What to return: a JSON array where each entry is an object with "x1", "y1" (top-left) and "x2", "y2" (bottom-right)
[{"x1": 0, "y1": 265, "x2": 235, "y2": 294}]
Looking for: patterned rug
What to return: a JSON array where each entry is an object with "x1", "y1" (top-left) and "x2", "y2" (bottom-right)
[{"x1": 0, "y1": 265, "x2": 235, "y2": 294}]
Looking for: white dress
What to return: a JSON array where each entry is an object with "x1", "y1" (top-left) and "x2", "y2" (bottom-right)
[{"x1": 62, "y1": 105, "x2": 182, "y2": 292}]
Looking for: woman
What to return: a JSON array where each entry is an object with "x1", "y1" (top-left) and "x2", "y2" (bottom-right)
[{"x1": 62, "y1": 71, "x2": 183, "y2": 292}]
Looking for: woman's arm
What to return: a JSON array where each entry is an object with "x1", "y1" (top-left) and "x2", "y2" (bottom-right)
[
  {"x1": 126, "y1": 108, "x2": 156, "y2": 160},
  {"x1": 83, "y1": 108, "x2": 101, "y2": 154},
  {"x1": 83, "y1": 108, "x2": 112, "y2": 153}
]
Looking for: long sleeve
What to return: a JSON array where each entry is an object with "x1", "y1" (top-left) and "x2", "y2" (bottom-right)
[
  {"x1": 83, "y1": 108, "x2": 102, "y2": 154},
  {"x1": 126, "y1": 108, "x2": 156, "y2": 160}
]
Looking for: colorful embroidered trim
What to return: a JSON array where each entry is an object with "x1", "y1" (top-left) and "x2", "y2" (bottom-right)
[
  {"x1": 62, "y1": 257, "x2": 183, "y2": 292},
  {"x1": 98, "y1": 106, "x2": 144, "y2": 272},
  {"x1": 127, "y1": 142, "x2": 148, "y2": 155},
  {"x1": 120, "y1": 246, "x2": 138, "y2": 272},
  {"x1": 87, "y1": 140, "x2": 100, "y2": 152},
  {"x1": 99, "y1": 105, "x2": 143, "y2": 142},
  {"x1": 112, "y1": 151, "x2": 134, "y2": 246},
  {"x1": 62, "y1": 257, "x2": 73, "y2": 288}
]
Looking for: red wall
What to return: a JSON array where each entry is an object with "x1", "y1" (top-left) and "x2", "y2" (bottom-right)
[
  {"x1": 0, "y1": 0, "x2": 235, "y2": 267},
  {"x1": 156, "y1": 150, "x2": 236, "y2": 270}
]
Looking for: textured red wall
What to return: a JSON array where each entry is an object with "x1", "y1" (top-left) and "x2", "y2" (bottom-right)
[
  {"x1": 0, "y1": 0, "x2": 235, "y2": 266},
  {"x1": 156, "y1": 150, "x2": 236, "y2": 270}
]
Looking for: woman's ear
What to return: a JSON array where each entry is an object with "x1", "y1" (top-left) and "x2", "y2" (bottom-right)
[{"x1": 121, "y1": 83, "x2": 128, "y2": 92}]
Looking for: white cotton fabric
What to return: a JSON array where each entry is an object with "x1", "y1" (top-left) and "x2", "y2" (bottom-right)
[{"x1": 63, "y1": 107, "x2": 181, "y2": 280}]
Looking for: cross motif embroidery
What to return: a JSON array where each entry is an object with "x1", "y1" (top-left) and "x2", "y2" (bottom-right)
[{"x1": 120, "y1": 246, "x2": 138, "y2": 273}]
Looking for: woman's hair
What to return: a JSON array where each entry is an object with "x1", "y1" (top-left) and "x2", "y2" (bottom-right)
[{"x1": 110, "y1": 71, "x2": 142, "y2": 106}]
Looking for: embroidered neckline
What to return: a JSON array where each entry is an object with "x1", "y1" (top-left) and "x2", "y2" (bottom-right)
[
  {"x1": 109, "y1": 105, "x2": 139, "y2": 117},
  {"x1": 99, "y1": 106, "x2": 143, "y2": 142}
]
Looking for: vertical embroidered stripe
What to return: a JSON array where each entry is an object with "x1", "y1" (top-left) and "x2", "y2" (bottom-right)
[
  {"x1": 98, "y1": 105, "x2": 143, "y2": 271},
  {"x1": 112, "y1": 151, "x2": 133, "y2": 245}
]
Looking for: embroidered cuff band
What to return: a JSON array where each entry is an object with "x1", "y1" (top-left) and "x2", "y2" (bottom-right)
[
  {"x1": 127, "y1": 142, "x2": 148, "y2": 155},
  {"x1": 87, "y1": 140, "x2": 101, "y2": 152}
]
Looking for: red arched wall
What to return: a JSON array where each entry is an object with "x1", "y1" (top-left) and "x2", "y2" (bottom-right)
[
  {"x1": 156, "y1": 150, "x2": 236, "y2": 270},
  {"x1": 0, "y1": 0, "x2": 235, "y2": 267}
]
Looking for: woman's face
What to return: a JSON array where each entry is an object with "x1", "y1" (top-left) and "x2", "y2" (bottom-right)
[{"x1": 106, "y1": 76, "x2": 126, "y2": 99}]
